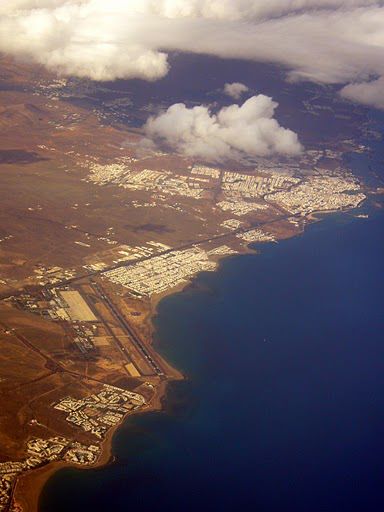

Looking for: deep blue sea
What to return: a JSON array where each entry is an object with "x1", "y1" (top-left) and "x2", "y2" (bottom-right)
[{"x1": 40, "y1": 116, "x2": 384, "y2": 512}]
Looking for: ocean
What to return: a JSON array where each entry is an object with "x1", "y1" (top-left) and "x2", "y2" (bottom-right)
[
  {"x1": 40, "y1": 212, "x2": 384, "y2": 512},
  {"x1": 40, "y1": 109, "x2": 384, "y2": 512}
]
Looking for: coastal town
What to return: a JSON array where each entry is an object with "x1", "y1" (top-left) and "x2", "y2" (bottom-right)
[
  {"x1": 0, "y1": 53, "x2": 375, "y2": 512},
  {"x1": 86, "y1": 159, "x2": 365, "y2": 220},
  {"x1": 0, "y1": 437, "x2": 101, "y2": 511},
  {"x1": 0, "y1": 146, "x2": 369, "y2": 512},
  {"x1": 2, "y1": 0, "x2": 384, "y2": 507},
  {"x1": 265, "y1": 173, "x2": 365, "y2": 215},
  {"x1": 54, "y1": 385, "x2": 146, "y2": 439},
  {"x1": 0, "y1": 151, "x2": 368, "y2": 510},
  {"x1": 0, "y1": 344, "x2": 150, "y2": 511},
  {"x1": 104, "y1": 247, "x2": 218, "y2": 298},
  {"x1": 0, "y1": 151, "x2": 367, "y2": 511}
]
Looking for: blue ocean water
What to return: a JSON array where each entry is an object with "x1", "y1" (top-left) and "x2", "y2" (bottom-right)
[
  {"x1": 40, "y1": 203, "x2": 384, "y2": 512},
  {"x1": 40, "y1": 109, "x2": 384, "y2": 512}
]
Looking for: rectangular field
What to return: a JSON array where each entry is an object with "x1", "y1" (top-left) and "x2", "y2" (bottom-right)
[{"x1": 59, "y1": 290, "x2": 97, "y2": 322}]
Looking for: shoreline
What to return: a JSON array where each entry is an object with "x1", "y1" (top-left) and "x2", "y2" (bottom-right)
[
  {"x1": 0, "y1": 49, "x2": 384, "y2": 512},
  {"x1": 11, "y1": 242, "x2": 249, "y2": 511},
  {"x1": 8, "y1": 198, "x2": 378, "y2": 512},
  {"x1": 13, "y1": 377, "x2": 177, "y2": 512}
]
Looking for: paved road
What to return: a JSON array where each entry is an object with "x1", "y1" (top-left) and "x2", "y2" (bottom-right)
[{"x1": 0, "y1": 211, "x2": 295, "y2": 302}]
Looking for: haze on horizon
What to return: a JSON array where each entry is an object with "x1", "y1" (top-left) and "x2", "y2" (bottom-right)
[
  {"x1": 0, "y1": 0, "x2": 384, "y2": 111},
  {"x1": 1, "y1": 0, "x2": 384, "y2": 161}
]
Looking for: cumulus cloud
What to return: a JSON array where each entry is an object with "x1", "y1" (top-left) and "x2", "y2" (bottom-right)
[
  {"x1": 223, "y1": 82, "x2": 249, "y2": 100},
  {"x1": 1, "y1": 1, "x2": 384, "y2": 107},
  {"x1": 144, "y1": 95, "x2": 303, "y2": 162}
]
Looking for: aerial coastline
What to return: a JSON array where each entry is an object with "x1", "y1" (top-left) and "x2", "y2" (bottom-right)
[
  {"x1": 0, "y1": 54, "x2": 381, "y2": 512},
  {"x1": 0, "y1": 201, "x2": 372, "y2": 512},
  {"x1": 12, "y1": 377, "x2": 173, "y2": 512},
  {"x1": 1, "y1": 2, "x2": 384, "y2": 511}
]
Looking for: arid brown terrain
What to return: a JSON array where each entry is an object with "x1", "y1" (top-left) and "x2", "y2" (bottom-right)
[{"x1": 0, "y1": 55, "x2": 370, "y2": 511}]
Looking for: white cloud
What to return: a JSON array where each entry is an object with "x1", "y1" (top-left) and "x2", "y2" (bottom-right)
[
  {"x1": 1, "y1": 1, "x2": 384, "y2": 108},
  {"x1": 0, "y1": 2, "x2": 170, "y2": 81},
  {"x1": 340, "y1": 77, "x2": 384, "y2": 110},
  {"x1": 144, "y1": 95, "x2": 303, "y2": 162},
  {"x1": 223, "y1": 82, "x2": 249, "y2": 100}
]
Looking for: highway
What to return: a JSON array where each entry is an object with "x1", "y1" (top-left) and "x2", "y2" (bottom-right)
[{"x1": 0, "y1": 211, "x2": 296, "y2": 303}]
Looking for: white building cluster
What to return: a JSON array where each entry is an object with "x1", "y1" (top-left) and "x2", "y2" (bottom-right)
[
  {"x1": 266, "y1": 174, "x2": 365, "y2": 215},
  {"x1": 0, "y1": 437, "x2": 100, "y2": 511},
  {"x1": 191, "y1": 165, "x2": 221, "y2": 179},
  {"x1": 88, "y1": 164, "x2": 204, "y2": 199},
  {"x1": 87, "y1": 163, "x2": 128, "y2": 185},
  {"x1": 237, "y1": 229, "x2": 276, "y2": 243},
  {"x1": 220, "y1": 219, "x2": 244, "y2": 230},
  {"x1": 207, "y1": 245, "x2": 238, "y2": 256},
  {"x1": 87, "y1": 160, "x2": 300, "y2": 205},
  {"x1": 120, "y1": 169, "x2": 165, "y2": 190},
  {"x1": 222, "y1": 172, "x2": 299, "y2": 198},
  {"x1": 64, "y1": 443, "x2": 100, "y2": 465},
  {"x1": 84, "y1": 241, "x2": 172, "y2": 272},
  {"x1": 105, "y1": 247, "x2": 217, "y2": 297},
  {"x1": 86, "y1": 159, "x2": 366, "y2": 221},
  {"x1": 0, "y1": 234, "x2": 13, "y2": 244},
  {"x1": 32, "y1": 265, "x2": 76, "y2": 286},
  {"x1": 217, "y1": 200, "x2": 268, "y2": 216},
  {"x1": 54, "y1": 385, "x2": 145, "y2": 439}
]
